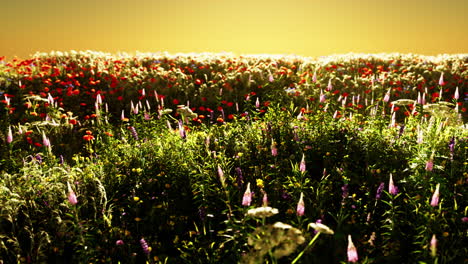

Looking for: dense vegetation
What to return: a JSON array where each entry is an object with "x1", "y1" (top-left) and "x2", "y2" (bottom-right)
[{"x1": 0, "y1": 52, "x2": 467, "y2": 263}]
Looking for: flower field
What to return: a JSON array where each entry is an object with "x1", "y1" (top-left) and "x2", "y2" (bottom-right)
[{"x1": 0, "y1": 51, "x2": 467, "y2": 263}]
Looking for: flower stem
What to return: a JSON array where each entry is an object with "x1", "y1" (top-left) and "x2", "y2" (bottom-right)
[{"x1": 291, "y1": 232, "x2": 321, "y2": 264}]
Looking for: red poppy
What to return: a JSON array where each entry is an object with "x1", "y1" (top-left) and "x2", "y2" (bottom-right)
[{"x1": 83, "y1": 135, "x2": 95, "y2": 141}]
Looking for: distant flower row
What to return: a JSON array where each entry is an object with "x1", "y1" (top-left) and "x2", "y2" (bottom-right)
[{"x1": 1, "y1": 51, "x2": 466, "y2": 126}]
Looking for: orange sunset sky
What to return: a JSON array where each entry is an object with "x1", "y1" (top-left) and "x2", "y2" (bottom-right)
[{"x1": 1, "y1": 0, "x2": 467, "y2": 59}]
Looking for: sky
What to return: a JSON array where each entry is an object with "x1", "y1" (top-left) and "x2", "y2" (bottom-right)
[{"x1": 1, "y1": 0, "x2": 467, "y2": 59}]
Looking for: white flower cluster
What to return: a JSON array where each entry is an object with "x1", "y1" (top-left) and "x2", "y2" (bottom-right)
[
  {"x1": 246, "y1": 206, "x2": 279, "y2": 218},
  {"x1": 242, "y1": 222, "x2": 305, "y2": 263}
]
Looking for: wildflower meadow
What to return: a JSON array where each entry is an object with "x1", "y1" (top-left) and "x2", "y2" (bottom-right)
[{"x1": 0, "y1": 51, "x2": 467, "y2": 263}]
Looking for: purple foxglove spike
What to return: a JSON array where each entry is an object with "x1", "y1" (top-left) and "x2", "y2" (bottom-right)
[
  {"x1": 376, "y1": 182, "x2": 385, "y2": 199},
  {"x1": 235, "y1": 167, "x2": 243, "y2": 189},
  {"x1": 341, "y1": 184, "x2": 349, "y2": 199},
  {"x1": 140, "y1": 238, "x2": 151, "y2": 255}
]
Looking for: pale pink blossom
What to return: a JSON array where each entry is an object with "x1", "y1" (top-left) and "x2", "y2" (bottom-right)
[
  {"x1": 242, "y1": 183, "x2": 252, "y2": 206},
  {"x1": 6, "y1": 126, "x2": 13, "y2": 144},
  {"x1": 383, "y1": 90, "x2": 391, "y2": 102},
  {"x1": 425, "y1": 159, "x2": 434, "y2": 172},
  {"x1": 438, "y1": 72, "x2": 444, "y2": 86},
  {"x1": 430, "y1": 234, "x2": 437, "y2": 257},
  {"x1": 296, "y1": 192, "x2": 305, "y2": 216},
  {"x1": 67, "y1": 182, "x2": 78, "y2": 205},
  {"x1": 42, "y1": 132, "x2": 50, "y2": 147},
  {"x1": 327, "y1": 79, "x2": 333, "y2": 91},
  {"x1": 299, "y1": 154, "x2": 306, "y2": 172},
  {"x1": 271, "y1": 141, "x2": 278, "y2": 157},
  {"x1": 430, "y1": 183, "x2": 440, "y2": 207},
  {"x1": 320, "y1": 90, "x2": 326, "y2": 103},
  {"x1": 347, "y1": 235, "x2": 358, "y2": 263},
  {"x1": 262, "y1": 191, "x2": 268, "y2": 207},
  {"x1": 389, "y1": 173, "x2": 398, "y2": 195}
]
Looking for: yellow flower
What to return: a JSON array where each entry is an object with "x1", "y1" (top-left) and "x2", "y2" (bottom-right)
[
  {"x1": 133, "y1": 197, "x2": 140, "y2": 202},
  {"x1": 256, "y1": 179, "x2": 264, "y2": 189}
]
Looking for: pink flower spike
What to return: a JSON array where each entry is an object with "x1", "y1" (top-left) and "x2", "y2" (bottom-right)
[
  {"x1": 430, "y1": 234, "x2": 437, "y2": 257},
  {"x1": 327, "y1": 79, "x2": 333, "y2": 91},
  {"x1": 430, "y1": 183, "x2": 440, "y2": 207},
  {"x1": 268, "y1": 74, "x2": 274, "y2": 82},
  {"x1": 425, "y1": 159, "x2": 434, "y2": 172},
  {"x1": 312, "y1": 71, "x2": 317, "y2": 82},
  {"x1": 96, "y1": 94, "x2": 102, "y2": 105},
  {"x1": 67, "y1": 182, "x2": 78, "y2": 205},
  {"x1": 347, "y1": 235, "x2": 359, "y2": 263},
  {"x1": 454, "y1": 86, "x2": 459, "y2": 100},
  {"x1": 438, "y1": 72, "x2": 444, "y2": 86},
  {"x1": 42, "y1": 132, "x2": 50, "y2": 147},
  {"x1": 218, "y1": 165, "x2": 225, "y2": 187},
  {"x1": 262, "y1": 191, "x2": 268, "y2": 207},
  {"x1": 296, "y1": 192, "x2": 305, "y2": 216},
  {"x1": 299, "y1": 154, "x2": 306, "y2": 172},
  {"x1": 388, "y1": 173, "x2": 398, "y2": 195},
  {"x1": 242, "y1": 183, "x2": 252, "y2": 206},
  {"x1": 320, "y1": 90, "x2": 326, "y2": 103},
  {"x1": 271, "y1": 141, "x2": 278, "y2": 157},
  {"x1": 383, "y1": 89, "x2": 391, "y2": 102},
  {"x1": 6, "y1": 126, "x2": 13, "y2": 144}
]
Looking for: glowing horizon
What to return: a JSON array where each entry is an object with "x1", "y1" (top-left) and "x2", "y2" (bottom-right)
[{"x1": 1, "y1": 0, "x2": 467, "y2": 60}]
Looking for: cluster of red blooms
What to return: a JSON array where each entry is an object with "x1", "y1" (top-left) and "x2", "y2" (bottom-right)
[
  {"x1": 83, "y1": 130, "x2": 94, "y2": 141},
  {"x1": 1, "y1": 52, "x2": 466, "y2": 132}
]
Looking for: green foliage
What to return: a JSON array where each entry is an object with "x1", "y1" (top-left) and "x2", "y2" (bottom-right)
[{"x1": 0, "y1": 52, "x2": 467, "y2": 263}]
